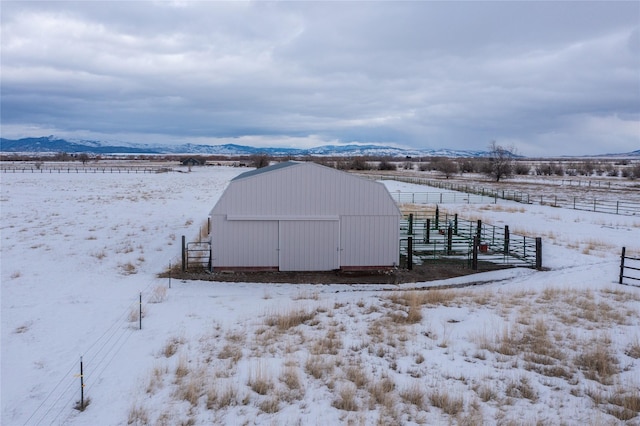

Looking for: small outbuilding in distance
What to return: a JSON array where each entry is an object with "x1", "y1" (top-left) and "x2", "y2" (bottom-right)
[{"x1": 210, "y1": 161, "x2": 401, "y2": 271}]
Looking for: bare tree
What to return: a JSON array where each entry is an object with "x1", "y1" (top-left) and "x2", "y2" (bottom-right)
[
  {"x1": 435, "y1": 158, "x2": 458, "y2": 179},
  {"x1": 250, "y1": 154, "x2": 271, "y2": 169},
  {"x1": 486, "y1": 141, "x2": 516, "y2": 182},
  {"x1": 78, "y1": 153, "x2": 90, "y2": 165}
]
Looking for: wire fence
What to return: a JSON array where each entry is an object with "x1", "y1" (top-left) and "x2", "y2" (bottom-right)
[
  {"x1": 1, "y1": 165, "x2": 172, "y2": 174},
  {"x1": 367, "y1": 174, "x2": 640, "y2": 216},
  {"x1": 22, "y1": 258, "x2": 179, "y2": 426}
]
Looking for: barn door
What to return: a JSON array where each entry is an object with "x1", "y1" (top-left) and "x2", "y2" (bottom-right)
[{"x1": 279, "y1": 220, "x2": 340, "y2": 271}]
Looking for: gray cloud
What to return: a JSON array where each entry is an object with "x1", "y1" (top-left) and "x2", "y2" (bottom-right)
[{"x1": 1, "y1": 1, "x2": 638, "y2": 156}]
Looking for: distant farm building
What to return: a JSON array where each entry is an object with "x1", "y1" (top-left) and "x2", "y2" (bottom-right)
[
  {"x1": 210, "y1": 161, "x2": 401, "y2": 271},
  {"x1": 181, "y1": 157, "x2": 203, "y2": 167}
]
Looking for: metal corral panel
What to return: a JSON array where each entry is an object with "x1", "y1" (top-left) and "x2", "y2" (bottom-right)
[
  {"x1": 279, "y1": 220, "x2": 339, "y2": 271},
  {"x1": 211, "y1": 216, "x2": 278, "y2": 268},
  {"x1": 340, "y1": 215, "x2": 400, "y2": 267}
]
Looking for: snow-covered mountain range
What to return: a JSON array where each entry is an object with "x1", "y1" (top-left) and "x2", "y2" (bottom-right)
[
  {"x1": 1, "y1": 136, "x2": 638, "y2": 158},
  {"x1": 0, "y1": 136, "x2": 488, "y2": 158}
]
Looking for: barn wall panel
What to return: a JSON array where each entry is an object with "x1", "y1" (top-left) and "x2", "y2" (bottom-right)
[
  {"x1": 211, "y1": 216, "x2": 278, "y2": 267},
  {"x1": 279, "y1": 220, "x2": 339, "y2": 271},
  {"x1": 340, "y1": 216, "x2": 400, "y2": 267}
]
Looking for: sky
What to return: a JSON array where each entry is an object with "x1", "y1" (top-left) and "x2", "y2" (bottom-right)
[{"x1": 1, "y1": 1, "x2": 639, "y2": 156}]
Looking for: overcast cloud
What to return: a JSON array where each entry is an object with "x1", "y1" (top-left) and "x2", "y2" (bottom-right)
[{"x1": 1, "y1": 1, "x2": 639, "y2": 156}]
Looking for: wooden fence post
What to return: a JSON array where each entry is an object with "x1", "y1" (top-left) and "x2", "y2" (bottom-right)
[
  {"x1": 535, "y1": 237, "x2": 542, "y2": 270},
  {"x1": 620, "y1": 247, "x2": 626, "y2": 284},
  {"x1": 447, "y1": 226, "x2": 453, "y2": 255}
]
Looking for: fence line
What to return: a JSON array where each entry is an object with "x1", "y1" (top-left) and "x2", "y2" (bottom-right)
[
  {"x1": 23, "y1": 264, "x2": 179, "y2": 426},
  {"x1": 1, "y1": 166, "x2": 172, "y2": 174},
  {"x1": 367, "y1": 174, "x2": 639, "y2": 216}
]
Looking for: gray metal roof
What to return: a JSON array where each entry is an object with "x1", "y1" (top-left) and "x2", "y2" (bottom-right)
[{"x1": 231, "y1": 161, "x2": 300, "y2": 181}]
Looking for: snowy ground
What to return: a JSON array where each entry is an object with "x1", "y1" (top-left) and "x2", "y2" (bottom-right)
[{"x1": 2, "y1": 166, "x2": 639, "y2": 426}]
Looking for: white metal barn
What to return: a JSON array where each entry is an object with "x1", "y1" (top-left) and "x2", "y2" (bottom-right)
[{"x1": 210, "y1": 161, "x2": 401, "y2": 271}]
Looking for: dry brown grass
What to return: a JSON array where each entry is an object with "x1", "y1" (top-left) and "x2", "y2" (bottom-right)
[
  {"x1": 127, "y1": 402, "x2": 149, "y2": 425},
  {"x1": 174, "y1": 355, "x2": 190, "y2": 381},
  {"x1": 305, "y1": 355, "x2": 335, "y2": 380},
  {"x1": 217, "y1": 343, "x2": 243, "y2": 364},
  {"x1": 248, "y1": 362, "x2": 274, "y2": 396},
  {"x1": 259, "y1": 396, "x2": 281, "y2": 414},
  {"x1": 265, "y1": 308, "x2": 316, "y2": 331},
  {"x1": 130, "y1": 280, "x2": 640, "y2": 424},
  {"x1": 345, "y1": 364, "x2": 369, "y2": 389},
  {"x1": 367, "y1": 375, "x2": 396, "y2": 409},
  {"x1": 505, "y1": 376, "x2": 538, "y2": 402},
  {"x1": 161, "y1": 335, "x2": 184, "y2": 358},
  {"x1": 332, "y1": 383, "x2": 359, "y2": 411},
  {"x1": 429, "y1": 388, "x2": 464, "y2": 415},
  {"x1": 120, "y1": 262, "x2": 138, "y2": 275},
  {"x1": 175, "y1": 373, "x2": 203, "y2": 406},
  {"x1": 575, "y1": 337, "x2": 619, "y2": 385},
  {"x1": 625, "y1": 337, "x2": 640, "y2": 359},
  {"x1": 280, "y1": 364, "x2": 302, "y2": 391},
  {"x1": 311, "y1": 327, "x2": 343, "y2": 355},
  {"x1": 399, "y1": 382, "x2": 425, "y2": 408}
]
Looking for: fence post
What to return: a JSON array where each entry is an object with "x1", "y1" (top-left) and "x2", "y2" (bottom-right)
[
  {"x1": 208, "y1": 217, "x2": 211, "y2": 234},
  {"x1": 435, "y1": 206, "x2": 439, "y2": 229},
  {"x1": 169, "y1": 261, "x2": 172, "y2": 289},
  {"x1": 408, "y1": 213, "x2": 413, "y2": 236},
  {"x1": 504, "y1": 225, "x2": 510, "y2": 257},
  {"x1": 182, "y1": 235, "x2": 186, "y2": 272},
  {"x1": 80, "y1": 356, "x2": 84, "y2": 409},
  {"x1": 472, "y1": 236, "x2": 478, "y2": 270},
  {"x1": 425, "y1": 219, "x2": 430, "y2": 243},
  {"x1": 454, "y1": 214, "x2": 458, "y2": 235},
  {"x1": 447, "y1": 226, "x2": 453, "y2": 255},
  {"x1": 535, "y1": 238, "x2": 542, "y2": 270},
  {"x1": 139, "y1": 292, "x2": 142, "y2": 330},
  {"x1": 209, "y1": 244, "x2": 213, "y2": 272},
  {"x1": 476, "y1": 220, "x2": 482, "y2": 245},
  {"x1": 620, "y1": 247, "x2": 626, "y2": 284},
  {"x1": 407, "y1": 237, "x2": 413, "y2": 270}
]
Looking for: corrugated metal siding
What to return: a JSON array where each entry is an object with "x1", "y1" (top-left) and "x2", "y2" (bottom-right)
[
  {"x1": 211, "y1": 216, "x2": 278, "y2": 267},
  {"x1": 210, "y1": 162, "x2": 401, "y2": 270},
  {"x1": 211, "y1": 163, "x2": 401, "y2": 217},
  {"x1": 340, "y1": 216, "x2": 400, "y2": 267},
  {"x1": 279, "y1": 220, "x2": 339, "y2": 271}
]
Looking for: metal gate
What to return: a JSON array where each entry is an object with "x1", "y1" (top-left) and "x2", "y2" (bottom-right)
[{"x1": 184, "y1": 241, "x2": 212, "y2": 271}]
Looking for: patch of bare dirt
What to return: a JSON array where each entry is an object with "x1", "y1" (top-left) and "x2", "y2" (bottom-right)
[{"x1": 161, "y1": 260, "x2": 513, "y2": 285}]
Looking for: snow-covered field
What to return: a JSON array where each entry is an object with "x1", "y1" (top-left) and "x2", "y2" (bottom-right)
[{"x1": 2, "y1": 166, "x2": 639, "y2": 426}]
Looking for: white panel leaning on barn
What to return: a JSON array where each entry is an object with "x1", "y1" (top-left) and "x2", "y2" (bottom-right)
[{"x1": 210, "y1": 161, "x2": 402, "y2": 271}]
